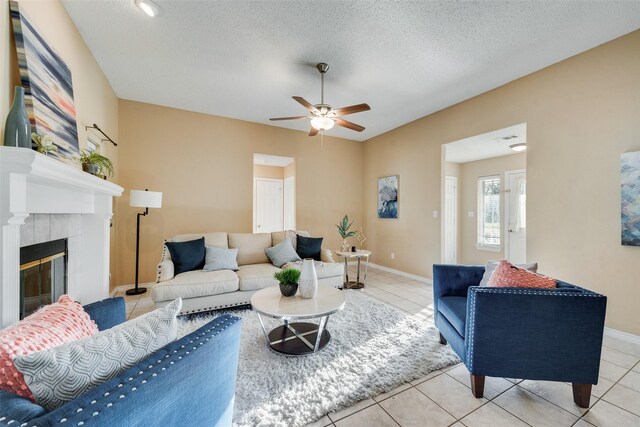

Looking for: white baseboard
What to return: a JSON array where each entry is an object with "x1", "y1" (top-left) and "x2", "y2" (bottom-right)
[
  {"x1": 604, "y1": 327, "x2": 640, "y2": 347},
  {"x1": 367, "y1": 262, "x2": 433, "y2": 285}
]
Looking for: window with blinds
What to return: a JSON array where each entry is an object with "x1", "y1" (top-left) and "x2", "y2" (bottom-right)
[{"x1": 477, "y1": 176, "x2": 501, "y2": 248}]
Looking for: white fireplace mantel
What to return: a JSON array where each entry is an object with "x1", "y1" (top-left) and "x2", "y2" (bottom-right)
[{"x1": 0, "y1": 147, "x2": 123, "y2": 327}]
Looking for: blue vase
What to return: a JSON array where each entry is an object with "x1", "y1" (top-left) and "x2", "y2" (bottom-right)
[{"x1": 3, "y1": 86, "x2": 32, "y2": 149}]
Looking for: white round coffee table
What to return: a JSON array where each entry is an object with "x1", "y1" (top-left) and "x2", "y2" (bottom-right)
[{"x1": 251, "y1": 285, "x2": 346, "y2": 356}]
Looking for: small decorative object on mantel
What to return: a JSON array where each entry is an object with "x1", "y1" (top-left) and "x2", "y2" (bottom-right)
[
  {"x1": 336, "y1": 214, "x2": 357, "y2": 252},
  {"x1": 378, "y1": 175, "x2": 399, "y2": 218},
  {"x1": 621, "y1": 151, "x2": 640, "y2": 246},
  {"x1": 299, "y1": 259, "x2": 318, "y2": 299},
  {"x1": 357, "y1": 227, "x2": 367, "y2": 249},
  {"x1": 274, "y1": 268, "x2": 301, "y2": 297},
  {"x1": 32, "y1": 132, "x2": 58, "y2": 156},
  {"x1": 78, "y1": 150, "x2": 114, "y2": 179},
  {"x1": 3, "y1": 86, "x2": 31, "y2": 149}
]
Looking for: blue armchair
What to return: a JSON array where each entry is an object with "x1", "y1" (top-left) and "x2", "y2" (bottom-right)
[
  {"x1": 433, "y1": 264, "x2": 607, "y2": 408},
  {"x1": 0, "y1": 297, "x2": 242, "y2": 426}
]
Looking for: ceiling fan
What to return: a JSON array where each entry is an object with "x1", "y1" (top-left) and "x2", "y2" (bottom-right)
[{"x1": 270, "y1": 63, "x2": 371, "y2": 137}]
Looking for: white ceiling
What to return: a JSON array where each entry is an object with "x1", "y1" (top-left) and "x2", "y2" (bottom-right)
[
  {"x1": 62, "y1": 1, "x2": 640, "y2": 141},
  {"x1": 253, "y1": 153, "x2": 294, "y2": 167},
  {"x1": 446, "y1": 123, "x2": 526, "y2": 164}
]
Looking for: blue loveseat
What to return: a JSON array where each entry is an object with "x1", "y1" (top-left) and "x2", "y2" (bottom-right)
[
  {"x1": 0, "y1": 297, "x2": 242, "y2": 426},
  {"x1": 433, "y1": 264, "x2": 607, "y2": 408}
]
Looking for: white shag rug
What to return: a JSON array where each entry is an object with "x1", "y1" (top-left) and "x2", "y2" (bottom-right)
[{"x1": 178, "y1": 291, "x2": 459, "y2": 427}]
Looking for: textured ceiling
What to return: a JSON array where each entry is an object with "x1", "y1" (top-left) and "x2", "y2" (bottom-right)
[
  {"x1": 62, "y1": 1, "x2": 640, "y2": 141},
  {"x1": 446, "y1": 123, "x2": 526, "y2": 164}
]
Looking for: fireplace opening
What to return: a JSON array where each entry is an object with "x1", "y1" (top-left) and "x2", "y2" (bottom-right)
[{"x1": 19, "y1": 239, "x2": 68, "y2": 319}]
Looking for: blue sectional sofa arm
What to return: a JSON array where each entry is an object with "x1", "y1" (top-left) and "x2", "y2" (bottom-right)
[
  {"x1": 466, "y1": 285, "x2": 607, "y2": 383},
  {"x1": 83, "y1": 297, "x2": 127, "y2": 331},
  {"x1": 1, "y1": 308, "x2": 242, "y2": 426}
]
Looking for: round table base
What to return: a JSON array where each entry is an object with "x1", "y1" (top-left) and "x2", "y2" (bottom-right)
[
  {"x1": 267, "y1": 322, "x2": 331, "y2": 356},
  {"x1": 343, "y1": 281, "x2": 365, "y2": 289}
]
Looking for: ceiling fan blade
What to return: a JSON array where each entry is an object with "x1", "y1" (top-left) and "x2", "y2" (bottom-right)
[
  {"x1": 293, "y1": 96, "x2": 319, "y2": 113},
  {"x1": 335, "y1": 118, "x2": 365, "y2": 132},
  {"x1": 332, "y1": 103, "x2": 370, "y2": 116},
  {"x1": 308, "y1": 127, "x2": 319, "y2": 137},
  {"x1": 269, "y1": 116, "x2": 308, "y2": 121}
]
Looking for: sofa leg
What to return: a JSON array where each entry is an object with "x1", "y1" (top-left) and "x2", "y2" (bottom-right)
[
  {"x1": 438, "y1": 332, "x2": 447, "y2": 345},
  {"x1": 572, "y1": 383, "x2": 592, "y2": 408},
  {"x1": 470, "y1": 374, "x2": 485, "y2": 398}
]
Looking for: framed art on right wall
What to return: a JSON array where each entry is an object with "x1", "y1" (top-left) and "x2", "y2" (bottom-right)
[
  {"x1": 621, "y1": 151, "x2": 640, "y2": 246},
  {"x1": 378, "y1": 175, "x2": 399, "y2": 219}
]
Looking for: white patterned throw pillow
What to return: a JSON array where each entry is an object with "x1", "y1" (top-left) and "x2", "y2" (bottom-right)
[{"x1": 14, "y1": 298, "x2": 182, "y2": 411}]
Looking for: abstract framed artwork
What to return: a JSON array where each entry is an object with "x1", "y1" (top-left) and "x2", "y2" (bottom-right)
[
  {"x1": 621, "y1": 151, "x2": 640, "y2": 246},
  {"x1": 9, "y1": 1, "x2": 79, "y2": 162},
  {"x1": 378, "y1": 175, "x2": 399, "y2": 219}
]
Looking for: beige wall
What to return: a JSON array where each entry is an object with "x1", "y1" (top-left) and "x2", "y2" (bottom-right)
[
  {"x1": 1, "y1": 0, "x2": 120, "y2": 286},
  {"x1": 457, "y1": 153, "x2": 526, "y2": 265},
  {"x1": 364, "y1": 30, "x2": 640, "y2": 335},
  {"x1": 253, "y1": 164, "x2": 284, "y2": 180},
  {"x1": 117, "y1": 100, "x2": 363, "y2": 286}
]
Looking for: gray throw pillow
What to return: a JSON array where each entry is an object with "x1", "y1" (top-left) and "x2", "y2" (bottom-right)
[
  {"x1": 14, "y1": 298, "x2": 182, "y2": 411},
  {"x1": 265, "y1": 239, "x2": 302, "y2": 268},
  {"x1": 203, "y1": 246, "x2": 239, "y2": 272},
  {"x1": 479, "y1": 261, "x2": 538, "y2": 286}
]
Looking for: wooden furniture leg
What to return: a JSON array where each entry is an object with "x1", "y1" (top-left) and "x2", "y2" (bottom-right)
[
  {"x1": 439, "y1": 332, "x2": 447, "y2": 345},
  {"x1": 470, "y1": 374, "x2": 485, "y2": 398},
  {"x1": 572, "y1": 383, "x2": 592, "y2": 408}
]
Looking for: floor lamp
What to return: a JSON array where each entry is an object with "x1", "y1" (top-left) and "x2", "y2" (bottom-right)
[{"x1": 128, "y1": 189, "x2": 163, "y2": 296}]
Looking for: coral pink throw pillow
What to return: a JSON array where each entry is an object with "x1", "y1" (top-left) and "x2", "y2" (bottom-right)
[
  {"x1": 0, "y1": 295, "x2": 98, "y2": 401},
  {"x1": 488, "y1": 260, "x2": 556, "y2": 289}
]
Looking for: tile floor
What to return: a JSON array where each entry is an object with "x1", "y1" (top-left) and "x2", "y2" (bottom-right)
[{"x1": 115, "y1": 267, "x2": 640, "y2": 427}]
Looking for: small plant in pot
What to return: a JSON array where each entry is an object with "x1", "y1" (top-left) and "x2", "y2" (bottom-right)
[
  {"x1": 274, "y1": 268, "x2": 301, "y2": 297},
  {"x1": 336, "y1": 214, "x2": 357, "y2": 252},
  {"x1": 79, "y1": 150, "x2": 114, "y2": 179}
]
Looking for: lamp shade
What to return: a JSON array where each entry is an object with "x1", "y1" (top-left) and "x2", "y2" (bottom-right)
[{"x1": 130, "y1": 189, "x2": 162, "y2": 208}]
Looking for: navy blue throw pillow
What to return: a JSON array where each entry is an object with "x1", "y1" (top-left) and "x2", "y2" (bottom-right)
[
  {"x1": 165, "y1": 237, "x2": 206, "y2": 275},
  {"x1": 296, "y1": 235, "x2": 323, "y2": 261}
]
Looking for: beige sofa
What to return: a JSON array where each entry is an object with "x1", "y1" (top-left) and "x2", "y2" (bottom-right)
[{"x1": 151, "y1": 230, "x2": 343, "y2": 314}]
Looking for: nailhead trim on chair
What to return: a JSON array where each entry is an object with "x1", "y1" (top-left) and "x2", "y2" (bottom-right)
[
  {"x1": 0, "y1": 316, "x2": 239, "y2": 427},
  {"x1": 472, "y1": 288, "x2": 603, "y2": 297},
  {"x1": 180, "y1": 302, "x2": 251, "y2": 315}
]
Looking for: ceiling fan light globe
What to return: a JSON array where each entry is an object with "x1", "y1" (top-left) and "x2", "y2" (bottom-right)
[{"x1": 310, "y1": 116, "x2": 335, "y2": 131}]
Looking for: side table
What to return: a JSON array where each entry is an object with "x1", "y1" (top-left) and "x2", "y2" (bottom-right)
[{"x1": 336, "y1": 250, "x2": 372, "y2": 289}]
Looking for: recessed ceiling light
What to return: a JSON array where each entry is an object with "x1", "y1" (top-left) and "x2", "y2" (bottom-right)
[
  {"x1": 135, "y1": 0, "x2": 162, "y2": 17},
  {"x1": 509, "y1": 143, "x2": 527, "y2": 152}
]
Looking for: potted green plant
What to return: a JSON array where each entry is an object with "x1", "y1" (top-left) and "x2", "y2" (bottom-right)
[
  {"x1": 273, "y1": 268, "x2": 301, "y2": 297},
  {"x1": 31, "y1": 132, "x2": 58, "y2": 156},
  {"x1": 79, "y1": 150, "x2": 114, "y2": 179},
  {"x1": 336, "y1": 214, "x2": 357, "y2": 252}
]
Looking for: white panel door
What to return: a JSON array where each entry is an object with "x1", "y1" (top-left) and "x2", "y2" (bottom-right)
[
  {"x1": 283, "y1": 176, "x2": 296, "y2": 230},
  {"x1": 505, "y1": 170, "x2": 526, "y2": 263},
  {"x1": 255, "y1": 179, "x2": 284, "y2": 233},
  {"x1": 444, "y1": 176, "x2": 458, "y2": 264}
]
